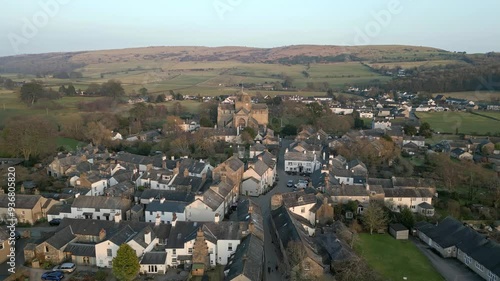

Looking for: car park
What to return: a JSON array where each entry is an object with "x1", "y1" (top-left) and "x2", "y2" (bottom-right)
[
  {"x1": 41, "y1": 271, "x2": 64, "y2": 281},
  {"x1": 53, "y1": 262, "x2": 76, "y2": 273}
]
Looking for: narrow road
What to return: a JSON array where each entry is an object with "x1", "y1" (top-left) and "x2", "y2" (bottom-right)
[{"x1": 251, "y1": 139, "x2": 301, "y2": 281}]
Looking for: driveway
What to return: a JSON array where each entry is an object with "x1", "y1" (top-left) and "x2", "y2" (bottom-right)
[{"x1": 411, "y1": 237, "x2": 483, "y2": 281}]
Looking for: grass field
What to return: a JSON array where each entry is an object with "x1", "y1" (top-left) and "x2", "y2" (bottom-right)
[
  {"x1": 355, "y1": 234, "x2": 443, "y2": 281},
  {"x1": 56, "y1": 137, "x2": 83, "y2": 151},
  {"x1": 433, "y1": 91, "x2": 500, "y2": 102},
  {"x1": 415, "y1": 111, "x2": 500, "y2": 135}
]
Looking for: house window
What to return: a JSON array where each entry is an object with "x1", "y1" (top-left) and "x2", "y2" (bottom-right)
[
  {"x1": 172, "y1": 249, "x2": 176, "y2": 255},
  {"x1": 301, "y1": 207, "x2": 305, "y2": 213},
  {"x1": 172, "y1": 257, "x2": 177, "y2": 263},
  {"x1": 475, "y1": 261, "x2": 484, "y2": 271},
  {"x1": 45, "y1": 246, "x2": 49, "y2": 252},
  {"x1": 188, "y1": 248, "x2": 193, "y2": 254},
  {"x1": 0, "y1": 243, "x2": 3, "y2": 250},
  {"x1": 488, "y1": 271, "x2": 498, "y2": 281},
  {"x1": 77, "y1": 208, "x2": 82, "y2": 211},
  {"x1": 228, "y1": 243, "x2": 233, "y2": 251},
  {"x1": 209, "y1": 248, "x2": 213, "y2": 254},
  {"x1": 411, "y1": 205, "x2": 416, "y2": 209},
  {"x1": 304, "y1": 262, "x2": 311, "y2": 271},
  {"x1": 107, "y1": 249, "x2": 112, "y2": 257},
  {"x1": 108, "y1": 260, "x2": 112, "y2": 267}
]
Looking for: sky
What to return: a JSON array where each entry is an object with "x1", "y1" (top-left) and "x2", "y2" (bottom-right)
[{"x1": 0, "y1": 0, "x2": 499, "y2": 57}]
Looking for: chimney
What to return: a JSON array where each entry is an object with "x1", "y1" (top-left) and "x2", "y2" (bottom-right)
[
  {"x1": 114, "y1": 212, "x2": 121, "y2": 223},
  {"x1": 214, "y1": 213, "x2": 220, "y2": 223},
  {"x1": 160, "y1": 198, "x2": 165, "y2": 204},
  {"x1": 240, "y1": 221, "x2": 248, "y2": 235},
  {"x1": 270, "y1": 194, "x2": 283, "y2": 210},
  {"x1": 365, "y1": 184, "x2": 370, "y2": 191},
  {"x1": 248, "y1": 222, "x2": 254, "y2": 234},
  {"x1": 171, "y1": 156, "x2": 175, "y2": 161},
  {"x1": 155, "y1": 214, "x2": 161, "y2": 226},
  {"x1": 144, "y1": 230, "x2": 152, "y2": 244},
  {"x1": 172, "y1": 217, "x2": 177, "y2": 227},
  {"x1": 248, "y1": 205, "x2": 253, "y2": 214},
  {"x1": 183, "y1": 168, "x2": 189, "y2": 177}
]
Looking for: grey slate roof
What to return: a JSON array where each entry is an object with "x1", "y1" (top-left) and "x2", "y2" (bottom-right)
[
  {"x1": 140, "y1": 252, "x2": 167, "y2": 265},
  {"x1": 202, "y1": 189, "x2": 224, "y2": 211},
  {"x1": 72, "y1": 196, "x2": 131, "y2": 210},
  {"x1": 47, "y1": 203, "x2": 72, "y2": 215},
  {"x1": 140, "y1": 190, "x2": 194, "y2": 203},
  {"x1": 248, "y1": 159, "x2": 268, "y2": 176},
  {"x1": 390, "y1": 223, "x2": 408, "y2": 232},
  {"x1": 224, "y1": 234, "x2": 264, "y2": 281},
  {"x1": 65, "y1": 243, "x2": 96, "y2": 257},
  {"x1": 166, "y1": 221, "x2": 200, "y2": 249},
  {"x1": 383, "y1": 188, "x2": 434, "y2": 198},
  {"x1": 0, "y1": 194, "x2": 41, "y2": 209},
  {"x1": 45, "y1": 226, "x2": 76, "y2": 249},
  {"x1": 225, "y1": 156, "x2": 244, "y2": 171},
  {"x1": 109, "y1": 225, "x2": 136, "y2": 245},
  {"x1": 146, "y1": 200, "x2": 187, "y2": 213},
  {"x1": 332, "y1": 186, "x2": 369, "y2": 197},
  {"x1": 281, "y1": 190, "x2": 317, "y2": 208}
]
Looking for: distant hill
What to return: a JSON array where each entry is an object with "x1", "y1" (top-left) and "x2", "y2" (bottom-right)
[{"x1": 0, "y1": 45, "x2": 456, "y2": 75}]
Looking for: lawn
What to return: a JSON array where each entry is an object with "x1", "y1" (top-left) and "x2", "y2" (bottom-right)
[
  {"x1": 355, "y1": 233, "x2": 443, "y2": 281},
  {"x1": 415, "y1": 111, "x2": 500, "y2": 135},
  {"x1": 56, "y1": 137, "x2": 84, "y2": 151}
]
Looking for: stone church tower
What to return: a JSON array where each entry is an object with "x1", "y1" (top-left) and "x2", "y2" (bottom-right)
[{"x1": 217, "y1": 90, "x2": 268, "y2": 129}]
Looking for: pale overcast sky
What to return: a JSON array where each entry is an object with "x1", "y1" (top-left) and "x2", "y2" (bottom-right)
[{"x1": 0, "y1": 0, "x2": 499, "y2": 56}]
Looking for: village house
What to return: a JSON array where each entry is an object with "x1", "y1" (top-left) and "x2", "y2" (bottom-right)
[
  {"x1": 224, "y1": 234, "x2": 264, "y2": 281},
  {"x1": 330, "y1": 158, "x2": 368, "y2": 185},
  {"x1": 415, "y1": 217, "x2": 500, "y2": 281},
  {"x1": 270, "y1": 205, "x2": 324, "y2": 280},
  {"x1": 60, "y1": 195, "x2": 132, "y2": 221},
  {"x1": 0, "y1": 194, "x2": 56, "y2": 224},
  {"x1": 0, "y1": 228, "x2": 10, "y2": 264}
]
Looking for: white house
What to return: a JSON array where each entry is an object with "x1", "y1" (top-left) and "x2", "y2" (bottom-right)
[
  {"x1": 145, "y1": 199, "x2": 187, "y2": 224},
  {"x1": 241, "y1": 160, "x2": 269, "y2": 196},
  {"x1": 68, "y1": 195, "x2": 132, "y2": 220},
  {"x1": 140, "y1": 252, "x2": 168, "y2": 274},
  {"x1": 403, "y1": 136, "x2": 426, "y2": 148},
  {"x1": 330, "y1": 107, "x2": 354, "y2": 115},
  {"x1": 281, "y1": 191, "x2": 317, "y2": 226},
  {"x1": 95, "y1": 225, "x2": 136, "y2": 268},
  {"x1": 383, "y1": 188, "x2": 434, "y2": 213},
  {"x1": 284, "y1": 150, "x2": 321, "y2": 174},
  {"x1": 136, "y1": 170, "x2": 174, "y2": 190},
  {"x1": 359, "y1": 111, "x2": 374, "y2": 118},
  {"x1": 185, "y1": 194, "x2": 224, "y2": 222}
]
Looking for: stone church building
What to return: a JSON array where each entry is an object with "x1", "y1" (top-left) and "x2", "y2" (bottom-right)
[{"x1": 217, "y1": 91, "x2": 268, "y2": 129}]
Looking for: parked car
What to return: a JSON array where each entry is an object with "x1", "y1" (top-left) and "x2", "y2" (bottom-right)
[
  {"x1": 41, "y1": 271, "x2": 64, "y2": 281},
  {"x1": 287, "y1": 180, "x2": 294, "y2": 187},
  {"x1": 53, "y1": 262, "x2": 76, "y2": 273},
  {"x1": 49, "y1": 219, "x2": 61, "y2": 226},
  {"x1": 295, "y1": 180, "x2": 308, "y2": 189}
]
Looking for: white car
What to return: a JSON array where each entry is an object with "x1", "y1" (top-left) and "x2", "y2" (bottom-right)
[{"x1": 53, "y1": 262, "x2": 76, "y2": 273}]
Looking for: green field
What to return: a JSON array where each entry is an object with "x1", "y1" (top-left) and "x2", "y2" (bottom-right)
[
  {"x1": 355, "y1": 234, "x2": 443, "y2": 281},
  {"x1": 415, "y1": 111, "x2": 500, "y2": 135},
  {"x1": 433, "y1": 91, "x2": 500, "y2": 102},
  {"x1": 56, "y1": 137, "x2": 83, "y2": 151}
]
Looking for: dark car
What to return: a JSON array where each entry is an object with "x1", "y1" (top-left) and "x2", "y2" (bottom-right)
[
  {"x1": 49, "y1": 219, "x2": 61, "y2": 226},
  {"x1": 41, "y1": 271, "x2": 64, "y2": 281},
  {"x1": 287, "y1": 180, "x2": 294, "y2": 187}
]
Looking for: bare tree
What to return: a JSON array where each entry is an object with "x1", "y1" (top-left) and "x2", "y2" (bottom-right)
[{"x1": 362, "y1": 202, "x2": 388, "y2": 235}]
